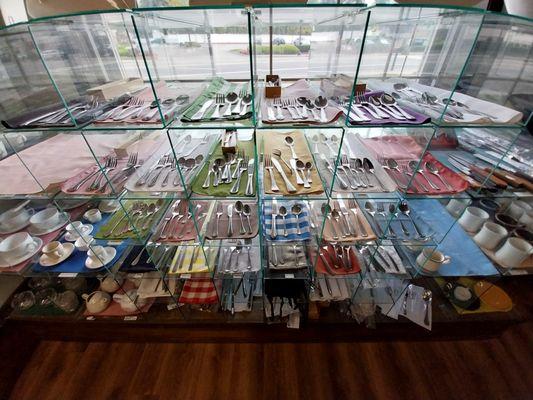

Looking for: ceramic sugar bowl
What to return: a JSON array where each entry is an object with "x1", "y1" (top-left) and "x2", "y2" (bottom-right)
[
  {"x1": 99, "y1": 274, "x2": 124, "y2": 293},
  {"x1": 82, "y1": 290, "x2": 111, "y2": 314}
]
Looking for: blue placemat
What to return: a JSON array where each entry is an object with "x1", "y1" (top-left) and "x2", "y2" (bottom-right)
[
  {"x1": 263, "y1": 201, "x2": 311, "y2": 242},
  {"x1": 31, "y1": 242, "x2": 129, "y2": 274},
  {"x1": 402, "y1": 199, "x2": 499, "y2": 276}
]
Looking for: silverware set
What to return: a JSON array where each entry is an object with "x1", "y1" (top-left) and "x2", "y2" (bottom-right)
[
  {"x1": 104, "y1": 200, "x2": 165, "y2": 237},
  {"x1": 22, "y1": 98, "x2": 99, "y2": 126},
  {"x1": 97, "y1": 96, "x2": 186, "y2": 122},
  {"x1": 269, "y1": 242, "x2": 307, "y2": 268},
  {"x1": 267, "y1": 96, "x2": 328, "y2": 122},
  {"x1": 360, "y1": 245, "x2": 401, "y2": 273},
  {"x1": 337, "y1": 91, "x2": 416, "y2": 122},
  {"x1": 157, "y1": 201, "x2": 204, "y2": 241},
  {"x1": 66, "y1": 153, "x2": 141, "y2": 193},
  {"x1": 202, "y1": 151, "x2": 255, "y2": 195},
  {"x1": 323, "y1": 199, "x2": 367, "y2": 240},
  {"x1": 269, "y1": 200, "x2": 306, "y2": 239},
  {"x1": 380, "y1": 159, "x2": 452, "y2": 192},
  {"x1": 318, "y1": 244, "x2": 357, "y2": 274},
  {"x1": 168, "y1": 245, "x2": 203, "y2": 273},
  {"x1": 193, "y1": 88, "x2": 252, "y2": 120},
  {"x1": 220, "y1": 240, "x2": 253, "y2": 274},
  {"x1": 211, "y1": 201, "x2": 254, "y2": 238},
  {"x1": 363, "y1": 200, "x2": 426, "y2": 240}
]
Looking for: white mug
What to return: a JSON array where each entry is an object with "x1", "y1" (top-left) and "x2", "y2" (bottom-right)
[
  {"x1": 0, "y1": 207, "x2": 34, "y2": 230},
  {"x1": 29, "y1": 207, "x2": 60, "y2": 231},
  {"x1": 0, "y1": 232, "x2": 37, "y2": 263},
  {"x1": 88, "y1": 245, "x2": 111, "y2": 263},
  {"x1": 446, "y1": 198, "x2": 470, "y2": 217},
  {"x1": 416, "y1": 248, "x2": 451, "y2": 272},
  {"x1": 505, "y1": 200, "x2": 532, "y2": 220},
  {"x1": 518, "y1": 210, "x2": 533, "y2": 230},
  {"x1": 473, "y1": 222, "x2": 508, "y2": 251},
  {"x1": 458, "y1": 206, "x2": 489, "y2": 233},
  {"x1": 494, "y1": 237, "x2": 533, "y2": 268},
  {"x1": 66, "y1": 221, "x2": 86, "y2": 239},
  {"x1": 83, "y1": 209, "x2": 102, "y2": 223},
  {"x1": 74, "y1": 235, "x2": 94, "y2": 252},
  {"x1": 42, "y1": 241, "x2": 65, "y2": 260}
]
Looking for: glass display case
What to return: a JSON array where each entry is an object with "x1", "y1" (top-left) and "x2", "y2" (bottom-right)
[{"x1": 0, "y1": 4, "x2": 531, "y2": 330}]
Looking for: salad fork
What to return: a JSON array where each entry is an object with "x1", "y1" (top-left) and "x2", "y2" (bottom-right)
[
  {"x1": 90, "y1": 157, "x2": 117, "y2": 191},
  {"x1": 211, "y1": 94, "x2": 225, "y2": 119},
  {"x1": 264, "y1": 155, "x2": 280, "y2": 192}
]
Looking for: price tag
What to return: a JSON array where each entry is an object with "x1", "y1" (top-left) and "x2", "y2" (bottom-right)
[
  {"x1": 287, "y1": 311, "x2": 300, "y2": 329},
  {"x1": 124, "y1": 316, "x2": 137, "y2": 321},
  {"x1": 167, "y1": 303, "x2": 177, "y2": 310},
  {"x1": 180, "y1": 274, "x2": 191, "y2": 279},
  {"x1": 132, "y1": 273, "x2": 143, "y2": 279},
  {"x1": 285, "y1": 274, "x2": 294, "y2": 279},
  {"x1": 59, "y1": 273, "x2": 78, "y2": 278},
  {"x1": 86, "y1": 316, "x2": 95, "y2": 321}
]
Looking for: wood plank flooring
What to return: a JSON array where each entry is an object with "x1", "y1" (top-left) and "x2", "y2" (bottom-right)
[{"x1": 8, "y1": 323, "x2": 533, "y2": 400}]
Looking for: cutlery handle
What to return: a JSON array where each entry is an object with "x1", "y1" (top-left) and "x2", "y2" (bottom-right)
[
  {"x1": 212, "y1": 104, "x2": 221, "y2": 119},
  {"x1": 286, "y1": 106, "x2": 298, "y2": 119},
  {"x1": 382, "y1": 105, "x2": 405, "y2": 120},
  {"x1": 275, "y1": 105, "x2": 284, "y2": 120},
  {"x1": 279, "y1": 170, "x2": 297, "y2": 193},
  {"x1": 271, "y1": 244, "x2": 278, "y2": 266},
  {"x1": 400, "y1": 220, "x2": 410, "y2": 236},
  {"x1": 271, "y1": 215, "x2": 277, "y2": 239},
  {"x1": 232, "y1": 99, "x2": 242, "y2": 114},
  {"x1": 310, "y1": 109, "x2": 320, "y2": 121},
  {"x1": 343, "y1": 214, "x2": 356, "y2": 236},
  {"x1": 301, "y1": 106, "x2": 308, "y2": 118},
  {"x1": 148, "y1": 168, "x2": 164, "y2": 187},
  {"x1": 245, "y1": 173, "x2": 254, "y2": 196},
  {"x1": 421, "y1": 172, "x2": 439, "y2": 190},
  {"x1": 231, "y1": 161, "x2": 241, "y2": 179},
  {"x1": 67, "y1": 169, "x2": 99, "y2": 192},
  {"x1": 353, "y1": 212, "x2": 367, "y2": 237},
  {"x1": 436, "y1": 174, "x2": 453, "y2": 190},
  {"x1": 136, "y1": 167, "x2": 155, "y2": 186},
  {"x1": 333, "y1": 167, "x2": 349, "y2": 190},
  {"x1": 267, "y1": 169, "x2": 280, "y2": 192},
  {"x1": 223, "y1": 103, "x2": 232, "y2": 117},
  {"x1": 239, "y1": 103, "x2": 249, "y2": 116},
  {"x1": 227, "y1": 216, "x2": 233, "y2": 237},
  {"x1": 319, "y1": 107, "x2": 327, "y2": 123},
  {"x1": 394, "y1": 105, "x2": 416, "y2": 120},
  {"x1": 267, "y1": 106, "x2": 275, "y2": 121},
  {"x1": 246, "y1": 216, "x2": 253, "y2": 234},
  {"x1": 327, "y1": 217, "x2": 339, "y2": 240}
]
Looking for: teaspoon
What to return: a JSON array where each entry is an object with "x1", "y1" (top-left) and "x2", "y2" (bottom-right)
[
  {"x1": 314, "y1": 96, "x2": 328, "y2": 123},
  {"x1": 425, "y1": 161, "x2": 452, "y2": 190},
  {"x1": 291, "y1": 203, "x2": 303, "y2": 235},
  {"x1": 279, "y1": 206, "x2": 288, "y2": 237}
]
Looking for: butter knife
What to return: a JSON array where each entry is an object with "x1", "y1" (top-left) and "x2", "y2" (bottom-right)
[
  {"x1": 227, "y1": 204, "x2": 234, "y2": 237},
  {"x1": 245, "y1": 159, "x2": 255, "y2": 196},
  {"x1": 379, "y1": 247, "x2": 400, "y2": 272},
  {"x1": 271, "y1": 157, "x2": 297, "y2": 193},
  {"x1": 191, "y1": 99, "x2": 214, "y2": 120}
]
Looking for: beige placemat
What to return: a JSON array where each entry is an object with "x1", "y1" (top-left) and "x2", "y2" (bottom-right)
[{"x1": 259, "y1": 130, "x2": 323, "y2": 195}]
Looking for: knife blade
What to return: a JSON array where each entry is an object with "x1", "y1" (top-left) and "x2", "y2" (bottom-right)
[
  {"x1": 271, "y1": 157, "x2": 297, "y2": 193},
  {"x1": 191, "y1": 99, "x2": 214, "y2": 120},
  {"x1": 227, "y1": 204, "x2": 234, "y2": 237}
]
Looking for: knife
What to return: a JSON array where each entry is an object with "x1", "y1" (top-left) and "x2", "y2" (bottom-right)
[
  {"x1": 289, "y1": 158, "x2": 304, "y2": 185},
  {"x1": 474, "y1": 152, "x2": 517, "y2": 173},
  {"x1": 373, "y1": 247, "x2": 393, "y2": 271},
  {"x1": 449, "y1": 155, "x2": 507, "y2": 188},
  {"x1": 271, "y1": 157, "x2": 297, "y2": 193},
  {"x1": 245, "y1": 159, "x2": 255, "y2": 196},
  {"x1": 377, "y1": 247, "x2": 400, "y2": 273},
  {"x1": 344, "y1": 139, "x2": 356, "y2": 159},
  {"x1": 191, "y1": 99, "x2": 214, "y2": 120},
  {"x1": 447, "y1": 158, "x2": 492, "y2": 188},
  {"x1": 227, "y1": 204, "x2": 234, "y2": 237},
  {"x1": 318, "y1": 250, "x2": 336, "y2": 276},
  {"x1": 271, "y1": 199, "x2": 278, "y2": 239},
  {"x1": 362, "y1": 247, "x2": 386, "y2": 273}
]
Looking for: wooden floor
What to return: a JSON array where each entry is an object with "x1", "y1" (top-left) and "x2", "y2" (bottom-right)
[{"x1": 7, "y1": 323, "x2": 533, "y2": 400}]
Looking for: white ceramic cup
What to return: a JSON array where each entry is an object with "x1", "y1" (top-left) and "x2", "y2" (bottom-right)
[
  {"x1": 66, "y1": 221, "x2": 86, "y2": 239},
  {"x1": 494, "y1": 237, "x2": 533, "y2": 268},
  {"x1": 29, "y1": 207, "x2": 60, "y2": 231},
  {"x1": 41, "y1": 241, "x2": 65, "y2": 260},
  {"x1": 0, "y1": 207, "x2": 34, "y2": 230},
  {"x1": 88, "y1": 245, "x2": 110, "y2": 263},
  {"x1": 454, "y1": 286, "x2": 472, "y2": 302},
  {"x1": 74, "y1": 235, "x2": 94, "y2": 252},
  {"x1": 0, "y1": 232, "x2": 38, "y2": 263},
  {"x1": 446, "y1": 198, "x2": 469, "y2": 217},
  {"x1": 416, "y1": 248, "x2": 451, "y2": 272},
  {"x1": 505, "y1": 200, "x2": 532, "y2": 220},
  {"x1": 473, "y1": 222, "x2": 508, "y2": 251},
  {"x1": 518, "y1": 210, "x2": 533, "y2": 230},
  {"x1": 458, "y1": 206, "x2": 489, "y2": 233},
  {"x1": 83, "y1": 209, "x2": 102, "y2": 223}
]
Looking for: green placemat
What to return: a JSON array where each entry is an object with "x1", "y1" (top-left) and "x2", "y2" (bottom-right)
[
  {"x1": 95, "y1": 199, "x2": 169, "y2": 240},
  {"x1": 192, "y1": 139, "x2": 256, "y2": 197},
  {"x1": 180, "y1": 77, "x2": 252, "y2": 122}
]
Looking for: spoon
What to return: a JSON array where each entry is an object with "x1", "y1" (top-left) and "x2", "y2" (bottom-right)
[
  {"x1": 321, "y1": 203, "x2": 339, "y2": 240},
  {"x1": 239, "y1": 94, "x2": 252, "y2": 116},
  {"x1": 235, "y1": 200, "x2": 246, "y2": 234},
  {"x1": 425, "y1": 161, "x2": 452, "y2": 190},
  {"x1": 272, "y1": 149, "x2": 292, "y2": 174},
  {"x1": 243, "y1": 204, "x2": 253, "y2": 234},
  {"x1": 305, "y1": 161, "x2": 313, "y2": 184},
  {"x1": 305, "y1": 100, "x2": 320, "y2": 121},
  {"x1": 291, "y1": 203, "x2": 302, "y2": 235},
  {"x1": 441, "y1": 98, "x2": 493, "y2": 120},
  {"x1": 296, "y1": 160, "x2": 310, "y2": 188},
  {"x1": 393, "y1": 82, "x2": 422, "y2": 96},
  {"x1": 364, "y1": 201, "x2": 382, "y2": 236},
  {"x1": 320, "y1": 133, "x2": 337, "y2": 157},
  {"x1": 331, "y1": 208, "x2": 347, "y2": 238},
  {"x1": 213, "y1": 158, "x2": 225, "y2": 186},
  {"x1": 407, "y1": 161, "x2": 431, "y2": 192},
  {"x1": 232, "y1": 243, "x2": 242, "y2": 273},
  {"x1": 297, "y1": 97, "x2": 308, "y2": 118},
  {"x1": 385, "y1": 158, "x2": 407, "y2": 188},
  {"x1": 223, "y1": 92, "x2": 239, "y2": 116},
  {"x1": 284, "y1": 136, "x2": 298, "y2": 159},
  {"x1": 279, "y1": 206, "x2": 288, "y2": 237},
  {"x1": 311, "y1": 134, "x2": 320, "y2": 153},
  {"x1": 387, "y1": 203, "x2": 399, "y2": 237},
  {"x1": 362, "y1": 158, "x2": 377, "y2": 188},
  {"x1": 314, "y1": 96, "x2": 328, "y2": 123},
  {"x1": 398, "y1": 201, "x2": 426, "y2": 239}
]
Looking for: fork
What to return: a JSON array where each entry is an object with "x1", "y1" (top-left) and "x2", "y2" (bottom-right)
[
  {"x1": 348, "y1": 199, "x2": 367, "y2": 237},
  {"x1": 231, "y1": 150, "x2": 244, "y2": 179},
  {"x1": 211, "y1": 94, "x2": 225, "y2": 119},
  {"x1": 264, "y1": 155, "x2": 280, "y2": 192},
  {"x1": 89, "y1": 157, "x2": 117, "y2": 191},
  {"x1": 137, "y1": 155, "x2": 166, "y2": 187},
  {"x1": 112, "y1": 98, "x2": 145, "y2": 121},
  {"x1": 161, "y1": 158, "x2": 176, "y2": 187},
  {"x1": 233, "y1": 87, "x2": 247, "y2": 114},
  {"x1": 341, "y1": 154, "x2": 358, "y2": 189},
  {"x1": 273, "y1": 98, "x2": 284, "y2": 120},
  {"x1": 222, "y1": 153, "x2": 235, "y2": 183},
  {"x1": 282, "y1": 98, "x2": 299, "y2": 119},
  {"x1": 148, "y1": 154, "x2": 173, "y2": 187},
  {"x1": 348, "y1": 158, "x2": 366, "y2": 188},
  {"x1": 110, "y1": 152, "x2": 138, "y2": 183}
]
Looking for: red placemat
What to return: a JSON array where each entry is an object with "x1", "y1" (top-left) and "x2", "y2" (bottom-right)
[
  {"x1": 315, "y1": 245, "x2": 361, "y2": 275},
  {"x1": 178, "y1": 274, "x2": 219, "y2": 304}
]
